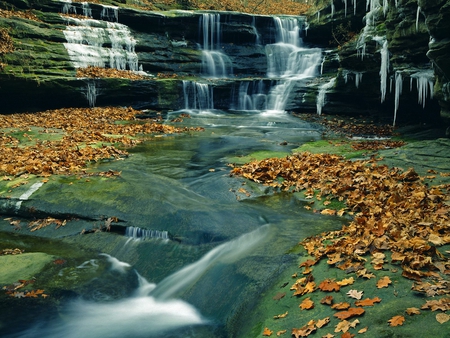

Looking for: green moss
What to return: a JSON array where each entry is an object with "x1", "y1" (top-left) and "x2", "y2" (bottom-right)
[
  {"x1": 292, "y1": 139, "x2": 365, "y2": 159},
  {"x1": 227, "y1": 150, "x2": 290, "y2": 165}
]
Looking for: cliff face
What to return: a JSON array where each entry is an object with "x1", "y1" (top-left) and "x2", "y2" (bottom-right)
[
  {"x1": 304, "y1": 0, "x2": 450, "y2": 126},
  {"x1": 1, "y1": 0, "x2": 449, "y2": 128}
]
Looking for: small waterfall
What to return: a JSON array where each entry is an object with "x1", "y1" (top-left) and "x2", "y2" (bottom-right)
[
  {"x1": 100, "y1": 5, "x2": 119, "y2": 22},
  {"x1": 82, "y1": 2, "x2": 92, "y2": 18},
  {"x1": 316, "y1": 77, "x2": 336, "y2": 115},
  {"x1": 61, "y1": 0, "x2": 77, "y2": 15},
  {"x1": 236, "y1": 16, "x2": 321, "y2": 112},
  {"x1": 183, "y1": 80, "x2": 214, "y2": 111},
  {"x1": 200, "y1": 13, "x2": 232, "y2": 78},
  {"x1": 62, "y1": 17, "x2": 140, "y2": 71},
  {"x1": 125, "y1": 226, "x2": 169, "y2": 241},
  {"x1": 85, "y1": 80, "x2": 98, "y2": 107}
]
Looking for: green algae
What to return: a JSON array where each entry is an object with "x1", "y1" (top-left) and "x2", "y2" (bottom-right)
[
  {"x1": 0, "y1": 252, "x2": 54, "y2": 284},
  {"x1": 227, "y1": 150, "x2": 291, "y2": 165}
]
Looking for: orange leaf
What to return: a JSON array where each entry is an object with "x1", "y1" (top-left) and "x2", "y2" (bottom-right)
[
  {"x1": 334, "y1": 308, "x2": 365, "y2": 320},
  {"x1": 331, "y1": 302, "x2": 351, "y2": 310},
  {"x1": 299, "y1": 297, "x2": 314, "y2": 310},
  {"x1": 341, "y1": 332, "x2": 355, "y2": 338},
  {"x1": 263, "y1": 327, "x2": 273, "y2": 336},
  {"x1": 355, "y1": 297, "x2": 381, "y2": 306},
  {"x1": 316, "y1": 317, "x2": 330, "y2": 328},
  {"x1": 291, "y1": 325, "x2": 316, "y2": 338},
  {"x1": 319, "y1": 279, "x2": 340, "y2": 292},
  {"x1": 376, "y1": 276, "x2": 392, "y2": 288},
  {"x1": 388, "y1": 315, "x2": 405, "y2": 326},
  {"x1": 405, "y1": 307, "x2": 420, "y2": 315}
]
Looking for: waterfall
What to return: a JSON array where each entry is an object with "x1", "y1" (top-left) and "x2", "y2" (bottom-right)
[
  {"x1": 101, "y1": 5, "x2": 119, "y2": 22},
  {"x1": 236, "y1": 16, "x2": 321, "y2": 112},
  {"x1": 125, "y1": 226, "x2": 169, "y2": 241},
  {"x1": 183, "y1": 80, "x2": 214, "y2": 111},
  {"x1": 85, "y1": 80, "x2": 97, "y2": 107},
  {"x1": 62, "y1": 17, "x2": 140, "y2": 71},
  {"x1": 316, "y1": 77, "x2": 336, "y2": 115},
  {"x1": 82, "y1": 2, "x2": 92, "y2": 18},
  {"x1": 416, "y1": 6, "x2": 421, "y2": 31},
  {"x1": 200, "y1": 13, "x2": 232, "y2": 78}
]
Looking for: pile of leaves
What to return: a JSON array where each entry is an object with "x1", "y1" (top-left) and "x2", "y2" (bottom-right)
[
  {"x1": 0, "y1": 8, "x2": 41, "y2": 22},
  {"x1": 231, "y1": 152, "x2": 450, "y2": 336},
  {"x1": 350, "y1": 140, "x2": 406, "y2": 151},
  {"x1": 231, "y1": 151, "x2": 449, "y2": 287},
  {"x1": 0, "y1": 28, "x2": 14, "y2": 55},
  {"x1": 0, "y1": 107, "x2": 203, "y2": 177},
  {"x1": 77, "y1": 66, "x2": 151, "y2": 80},
  {"x1": 189, "y1": 0, "x2": 309, "y2": 15},
  {"x1": 3, "y1": 278, "x2": 49, "y2": 299}
]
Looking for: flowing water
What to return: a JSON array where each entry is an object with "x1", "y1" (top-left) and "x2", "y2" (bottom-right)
[{"x1": 1, "y1": 14, "x2": 348, "y2": 338}]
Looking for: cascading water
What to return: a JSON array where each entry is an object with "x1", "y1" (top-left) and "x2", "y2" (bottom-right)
[
  {"x1": 236, "y1": 16, "x2": 322, "y2": 113},
  {"x1": 200, "y1": 13, "x2": 232, "y2": 78},
  {"x1": 125, "y1": 226, "x2": 169, "y2": 241},
  {"x1": 183, "y1": 80, "x2": 214, "y2": 111}
]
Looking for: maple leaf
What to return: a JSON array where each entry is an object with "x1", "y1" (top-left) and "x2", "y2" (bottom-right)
[
  {"x1": 333, "y1": 308, "x2": 365, "y2": 320},
  {"x1": 388, "y1": 315, "x2": 405, "y2": 326},
  {"x1": 346, "y1": 289, "x2": 363, "y2": 300},
  {"x1": 405, "y1": 307, "x2": 420, "y2": 315},
  {"x1": 376, "y1": 276, "x2": 392, "y2": 289},
  {"x1": 355, "y1": 297, "x2": 381, "y2": 306},
  {"x1": 263, "y1": 327, "x2": 273, "y2": 336},
  {"x1": 299, "y1": 297, "x2": 314, "y2": 310},
  {"x1": 318, "y1": 279, "x2": 340, "y2": 292}
]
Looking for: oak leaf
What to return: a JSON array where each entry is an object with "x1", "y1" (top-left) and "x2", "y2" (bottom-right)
[
  {"x1": 331, "y1": 302, "x2": 351, "y2": 310},
  {"x1": 291, "y1": 324, "x2": 316, "y2": 338},
  {"x1": 299, "y1": 297, "x2": 314, "y2": 310},
  {"x1": 333, "y1": 307, "x2": 365, "y2": 320},
  {"x1": 341, "y1": 333, "x2": 355, "y2": 338},
  {"x1": 319, "y1": 279, "x2": 340, "y2": 292},
  {"x1": 316, "y1": 317, "x2": 330, "y2": 328},
  {"x1": 346, "y1": 289, "x2": 363, "y2": 300},
  {"x1": 436, "y1": 313, "x2": 450, "y2": 324},
  {"x1": 376, "y1": 276, "x2": 392, "y2": 289},
  {"x1": 336, "y1": 277, "x2": 354, "y2": 286},
  {"x1": 355, "y1": 297, "x2": 381, "y2": 306},
  {"x1": 320, "y1": 295, "x2": 334, "y2": 305},
  {"x1": 405, "y1": 307, "x2": 420, "y2": 315},
  {"x1": 387, "y1": 315, "x2": 405, "y2": 326}
]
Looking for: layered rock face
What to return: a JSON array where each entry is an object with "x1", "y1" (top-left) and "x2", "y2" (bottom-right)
[{"x1": 305, "y1": 0, "x2": 449, "y2": 126}]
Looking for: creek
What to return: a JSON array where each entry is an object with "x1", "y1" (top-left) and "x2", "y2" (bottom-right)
[{"x1": 0, "y1": 13, "x2": 349, "y2": 338}]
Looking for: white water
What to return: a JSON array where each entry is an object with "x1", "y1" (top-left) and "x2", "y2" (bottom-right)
[
  {"x1": 62, "y1": 17, "x2": 140, "y2": 71},
  {"x1": 183, "y1": 80, "x2": 214, "y2": 110},
  {"x1": 15, "y1": 182, "x2": 44, "y2": 211},
  {"x1": 125, "y1": 226, "x2": 169, "y2": 241},
  {"x1": 15, "y1": 226, "x2": 268, "y2": 337},
  {"x1": 316, "y1": 77, "x2": 336, "y2": 115},
  {"x1": 85, "y1": 80, "x2": 97, "y2": 107},
  {"x1": 411, "y1": 70, "x2": 434, "y2": 108},
  {"x1": 237, "y1": 16, "x2": 321, "y2": 113},
  {"x1": 378, "y1": 37, "x2": 389, "y2": 103},
  {"x1": 200, "y1": 13, "x2": 232, "y2": 78}
]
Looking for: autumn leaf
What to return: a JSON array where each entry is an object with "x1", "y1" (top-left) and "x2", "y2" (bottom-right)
[
  {"x1": 355, "y1": 297, "x2": 381, "y2": 306},
  {"x1": 319, "y1": 279, "x2": 340, "y2": 292},
  {"x1": 273, "y1": 311, "x2": 288, "y2": 319},
  {"x1": 316, "y1": 317, "x2": 330, "y2": 328},
  {"x1": 341, "y1": 332, "x2": 355, "y2": 338},
  {"x1": 436, "y1": 313, "x2": 450, "y2": 324},
  {"x1": 346, "y1": 289, "x2": 363, "y2": 300},
  {"x1": 387, "y1": 315, "x2": 405, "y2": 326},
  {"x1": 273, "y1": 292, "x2": 285, "y2": 301},
  {"x1": 331, "y1": 302, "x2": 351, "y2": 310},
  {"x1": 263, "y1": 327, "x2": 273, "y2": 336},
  {"x1": 376, "y1": 276, "x2": 392, "y2": 289},
  {"x1": 320, "y1": 295, "x2": 334, "y2": 305},
  {"x1": 276, "y1": 330, "x2": 287, "y2": 336},
  {"x1": 334, "y1": 319, "x2": 359, "y2": 333},
  {"x1": 333, "y1": 308, "x2": 365, "y2": 320},
  {"x1": 336, "y1": 277, "x2": 354, "y2": 286},
  {"x1": 405, "y1": 307, "x2": 420, "y2": 315},
  {"x1": 299, "y1": 297, "x2": 314, "y2": 310},
  {"x1": 358, "y1": 327, "x2": 368, "y2": 333},
  {"x1": 291, "y1": 324, "x2": 316, "y2": 338}
]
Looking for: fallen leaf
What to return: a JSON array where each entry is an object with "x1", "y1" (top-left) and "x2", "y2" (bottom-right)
[
  {"x1": 331, "y1": 302, "x2": 351, "y2": 310},
  {"x1": 334, "y1": 308, "x2": 365, "y2": 320},
  {"x1": 405, "y1": 307, "x2": 420, "y2": 315},
  {"x1": 341, "y1": 332, "x2": 355, "y2": 338},
  {"x1": 436, "y1": 313, "x2": 450, "y2": 324},
  {"x1": 336, "y1": 277, "x2": 354, "y2": 286},
  {"x1": 299, "y1": 297, "x2": 314, "y2": 310},
  {"x1": 316, "y1": 317, "x2": 330, "y2": 328},
  {"x1": 319, "y1": 279, "x2": 340, "y2": 292},
  {"x1": 292, "y1": 324, "x2": 316, "y2": 338},
  {"x1": 276, "y1": 330, "x2": 287, "y2": 336},
  {"x1": 346, "y1": 289, "x2": 363, "y2": 300},
  {"x1": 376, "y1": 276, "x2": 392, "y2": 288},
  {"x1": 358, "y1": 327, "x2": 368, "y2": 333},
  {"x1": 273, "y1": 311, "x2": 288, "y2": 319},
  {"x1": 273, "y1": 292, "x2": 285, "y2": 301},
  {"x1": 355, "y1": 297, "x2": 381, "y2": 306},
  {"x1": 320, "y1": 295, "x2": 334, "y2": 305},
  {"x1": 263, "y1": 327, "x2": 273, "y2": 336},
  {"x1": 387, "y1": 315, "x2": 405, "y2": 327}
]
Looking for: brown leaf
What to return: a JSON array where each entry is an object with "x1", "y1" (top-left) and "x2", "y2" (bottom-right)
[
  {"x1": 355, "y1": 297, "x2": 381, "y2": 307},
  {"x1": 273, "y1": 292, "x2": 285, "y2": 301},
  {"x1": 436, "y1": 313, "x2": 450, "y2": 324},
  {"x1": 387, "y1": 315, "x2": 405, "y2": 326},
  {"x1": 334, "y1": 308, "x2": 365, "y2": 320},
  {"x1": 405, "y1": 307, "x2": 421, "y2": 315},
  {"x1": 376, "y1": 276, "x2": 392, "y2": 289},
  {"x1": 320, "y1": 295, "x2": 334, "y2": 305},
  {"x1": 331, "y1": 302, "x2": 351, "y2": 310},
  {"x1": 299, "y1": 297, "x2": 314, "y2": 310},
  {"x1": 358, "y1": 327, "x2": 368, "y2": 333},
  {"x1": 291, "y1": 324, "x2": 316, "y2": 338},
  {"x1": 316, "y1": 317, "x2": 330, "y2": 328},
  {"x1": 319, "y1": 279, "x2": 340, "y2": 292},
  {"x1": 263, "y1": 327, "x2": 273, "y2": 336},
  {"x1": 341, "y1": 332, "x2": 355, "y2": 338},
  {"x1": 276, "y1": 330, "x2": 287, "y2": 336}
]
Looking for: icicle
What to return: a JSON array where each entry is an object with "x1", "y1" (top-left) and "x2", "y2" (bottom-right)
[
  {"x1": 343, "y1": 0, "x2": 348, "y2": 17},
  {"x1": 382, "y1": 0, "x2": 388, "y2": 16},
  {"x1": 353, "y1": 0, "x2": 356, "y2": 15},
  {"x1": 393, "y1": 71, "x2": 402, "y2": 126},
  {"x1": 416, "y1": 6, "x2": 421, "y2": 32},
  {"x1": 317, "y1": 10, "x2": 320, "y2": 21},
  {"x1": 316, "y1": 77, "x2": 336, "y2": 115},
  {"x1": 331, "y1": 0, "x2": 335, "y2": 18},
  {"x1": 355, "y1": 72, "x2": 363, "y2": 88},
  {"x1": 378, "y1": 39, "x2": 389, "y2": 103},
  {"x1": 85, "y1": 80, "x2": 97, "y2": 107},
  {"x1": 412, "y1": 71, "x2": 434, "y2": 108}
]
